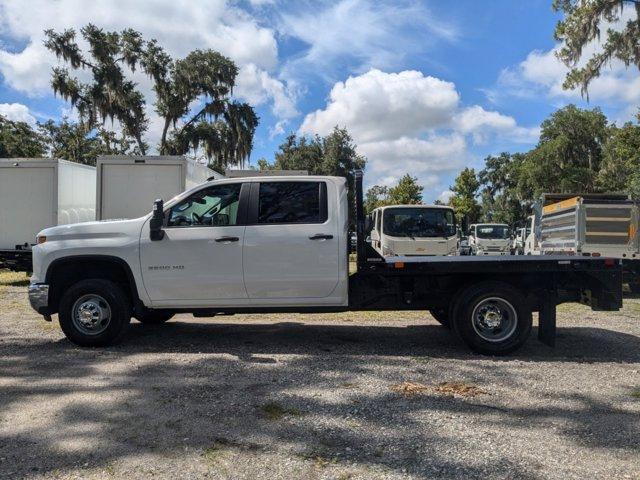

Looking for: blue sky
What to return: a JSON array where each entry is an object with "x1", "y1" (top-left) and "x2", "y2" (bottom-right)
[{"x1": 0, "y1": 0, "x2": 638, "y2": 201}]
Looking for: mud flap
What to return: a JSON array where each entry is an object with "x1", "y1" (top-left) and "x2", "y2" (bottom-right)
[{"x1": 538, "y1": 292, "x2": 557, "y2": 347}]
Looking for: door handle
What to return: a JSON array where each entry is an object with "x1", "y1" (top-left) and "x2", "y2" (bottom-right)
[
  {"x1": 215, "y1": 236, "x2": 239, "y2": 242},
  {"x1": 309, "y1": 234, "x2": 333, "y2": 240}
]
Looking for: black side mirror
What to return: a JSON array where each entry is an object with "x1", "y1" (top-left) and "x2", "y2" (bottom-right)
[
  {"x1": 150, "y1": 199, "x2": 165, "y2": 241},
  {"x1": 364, "y1": 215, "x2": 372, "y2": 232}
]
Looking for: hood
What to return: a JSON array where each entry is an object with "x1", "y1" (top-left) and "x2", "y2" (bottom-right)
[{"x1": 38, "y1": 217, "x2": 147, "y2": 241}]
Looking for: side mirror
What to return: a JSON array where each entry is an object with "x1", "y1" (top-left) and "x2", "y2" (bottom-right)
[
  {"x1": 150, "y1": 199, "x2": 165, "y2": 241},
  {"x1": 370, "y1": 229, "x2": 380, "y2": 242},
  {"x1": 364, "y1": 215, "x2": 372, "y2": 232}
]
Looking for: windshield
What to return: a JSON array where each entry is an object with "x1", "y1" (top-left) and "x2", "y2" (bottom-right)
[
  {"x1": 383, "y1": 208, "x2": 455, "y2": 238},
  {"x1": 475, "y1": 225, "x2": 510, "y2": 239}
]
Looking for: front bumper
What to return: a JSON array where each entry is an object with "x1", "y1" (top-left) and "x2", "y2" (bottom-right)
[{"x1": 28, "y1": 283, "x2": 49, "y2": 313}]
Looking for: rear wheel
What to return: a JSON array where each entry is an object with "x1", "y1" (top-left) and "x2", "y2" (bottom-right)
[
  {"x1": 429, "y1": 308, "x2": 450, "y2": 328},
  {"x1": 59, "y1": 279, "x2": 131, "y2": 347},
  {"x1": 135, "y1": 309, "x2": 174, "y2": 324},
  {"x1": 451, "y1": 282, "x2": 531, "y2": 355}
]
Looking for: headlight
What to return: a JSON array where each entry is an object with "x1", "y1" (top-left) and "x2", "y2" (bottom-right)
[
  {"x1": 382, "y1": 245, "x2": 394, "y2": 256},
  {"x1": 36, "y1": 235, "x2": 47, "y2": 245}
]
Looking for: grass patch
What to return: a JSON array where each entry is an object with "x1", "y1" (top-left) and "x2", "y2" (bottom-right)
[
  {"x1": 203, "y1": 443, "x2": 227, "y2": 464},
  {"x1": 390, "y1": 382, "x2": 430, "y2": 397},
  {"x1": 630, "y1": 387, "x2": 640, "y2": 399},
  {"x1": 260, "y1": 401, "x2": 301, "y2": 420},
  {"x1": 0, "y1": 270, "x2": 30, "y2": 287},
  {"x1": 435, "y1": 381, "x2": 487, "y2": 397}
]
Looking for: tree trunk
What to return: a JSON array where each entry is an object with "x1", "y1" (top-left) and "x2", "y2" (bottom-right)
[{"x1": 160, "y1": 118, "x2": 171, "y2": 155}]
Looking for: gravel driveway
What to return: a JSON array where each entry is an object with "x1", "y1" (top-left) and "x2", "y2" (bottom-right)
[{"x1": 0, "y1": 272, "x2": 639, "y2": 479}]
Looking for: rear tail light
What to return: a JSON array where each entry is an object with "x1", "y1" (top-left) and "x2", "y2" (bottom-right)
[
  {"x1": 36, "y1": 235, "x2": 47, "y2": 245},
  {"x1": 591, "y1": 252, "x2": 601, "y2": 257},
  {"x1": 604, "y1": 258, "x2": 616, "y2": 267}
]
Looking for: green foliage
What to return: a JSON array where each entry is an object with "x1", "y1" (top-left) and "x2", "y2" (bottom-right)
[
  {"x1": 44, "y1": 24, "x2": 258, "y2": 168},
  {"x1": 364, "y1": 185, "x2": 389, "y2": 213},
  {"x1": 38, "y1": 118, "x2": 137, "y2": 166},
  {"x1": 364, "y1": 175, "x2": 423, "y2": 213},
  {"x1": 598, "y1": 121, "x2": 640, "y2": 193},
  {"x1": 478, "y1": 152, "x2": 528, "y2": 226},
  {"x1": 449, "y1": 167, "x2": 481, "y2": 224},
  {"x1": 517, "y1": 105, "x2": 608, "y2": 196},
  {"x1": 0, "y1": 115, "x2": 46, "y2": 157},
  {"x1": 553, "y1": 0, "x2": 640, "y2": 97},
  {"x1": 388, "y1": 174, "x2": 423, "y2": 205}
]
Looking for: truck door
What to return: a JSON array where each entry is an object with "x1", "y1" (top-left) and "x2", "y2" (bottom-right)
[
  {"x1": 243, "y1": 180, "x2": 340, "y2": 299},
  {"x1": 140, "y1": 182, "x2": 248, "y2": 304}
]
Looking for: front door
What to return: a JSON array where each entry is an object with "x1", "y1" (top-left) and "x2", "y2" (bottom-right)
[
  {"x1": 140, "y1": 182, "x2": 248, "y2": 305},
  {"x1": 243, "y1": 180, "x2": 340, "y2": 299}
]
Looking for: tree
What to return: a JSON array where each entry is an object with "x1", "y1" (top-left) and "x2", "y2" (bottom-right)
[
  {"x1": 597, "y1": 120, "x2": 640, "y2": 193},
  {"x1": 387, "y1": 174, "x2": 423, "y2": 205},
  {"x1": 38, "y1": 119, "x2": 137, "y2": 166},
  {"x1": 449, "y1": 167, "x2": 481, "y2": 225},
  {"x1": 518, "y1": 105, "x2": 608, "y2": 195},
  {"x1": 554, "y1": 0, "x2": 640, "y2": 97},
  {"x1": 0, "y1": 115, "x2": 46, "y2": 157},
  {"x1": 478, "y1": 152, "x2": 528, "y2": 226},
  {"x1": 364, "y1": 185, "x2": 389, "y2": 213},
  {"x1": 44, "y1": 24, "x2": 258, "y2": 168}
]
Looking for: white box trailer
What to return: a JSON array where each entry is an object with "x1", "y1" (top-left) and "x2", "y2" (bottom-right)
[
  {"x1": 0, "y1": 158, "x2": 96, "y2": 270},
  {"x1": 96, "y1": 156, "x2": 219, "y2": 220}
]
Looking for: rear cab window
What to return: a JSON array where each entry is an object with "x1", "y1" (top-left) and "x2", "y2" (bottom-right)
[{"x1": 252, "y1": 181, "x2": 327, "y2": 224}]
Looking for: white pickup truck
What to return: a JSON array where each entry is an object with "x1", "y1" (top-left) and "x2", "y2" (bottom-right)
[{"x1": 29, "y1": 172, "x2": 623, "y2": 355}]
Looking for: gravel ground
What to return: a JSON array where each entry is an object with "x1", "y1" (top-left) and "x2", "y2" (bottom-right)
[{"x1": 0, "y1": 271, "x2": 639, "y2": 480}]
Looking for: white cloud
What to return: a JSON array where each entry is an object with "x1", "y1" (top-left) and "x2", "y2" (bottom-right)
[
  {"x1": 298, "y1": 69, "x2": 537, "y2": 195},
  {"x1": 437, "y1": 190, "x2": 454, "y2": 204},
  {"x1": 235, "y1": 63, "x2": 298, "y2": 120},
  {"x1": 0, "y1": 102, "x2": 36, "y2": 125},
  {"x1": 488, "y1": 8, "x2": 640, "y2": 117},
  {"x1": 453, "y1": 106, "x2": 540, "y2": 144},
  {"x1": 300, "y1": 69, "x2": 460, "y2": 142},
  {"x1": 0, "y1": 0, "x2": 295, "y2": 133}
]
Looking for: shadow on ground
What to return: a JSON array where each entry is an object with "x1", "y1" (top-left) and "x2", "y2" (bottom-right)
[{"x1": 0, "y1": 320, "x2": 639, "y2": 478}]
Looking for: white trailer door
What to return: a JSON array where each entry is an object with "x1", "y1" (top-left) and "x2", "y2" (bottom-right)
[
  {"x1": 100, "y1": 163, "x2": 184, "y2": 220},
  {"x1": 242, "y1": 180, "x2": 339, "y2": 299},
  {"x1": 0, "y1": 164, "x2": 56, "y2": 250}
]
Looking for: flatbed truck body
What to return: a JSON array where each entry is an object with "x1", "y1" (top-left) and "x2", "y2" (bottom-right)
[{"x1": 27, "y1": 171, "x2": 623, "y2": 355}]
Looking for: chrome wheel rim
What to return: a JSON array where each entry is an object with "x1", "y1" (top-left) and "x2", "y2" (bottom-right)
[
  {"x1": 71, "y1": 294, "x2": 112, "y2": 335},
  {"x1": 471, "y1": 297, "x2": 518, "y2": 343}
]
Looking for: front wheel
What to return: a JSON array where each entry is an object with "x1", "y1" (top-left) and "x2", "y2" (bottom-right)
[
  {"x1": 59, "y1": 279, "x2": 131, "y2": 347},
  {"x1": 451, "y1": 282, "x2": 532, "y2": 355}
]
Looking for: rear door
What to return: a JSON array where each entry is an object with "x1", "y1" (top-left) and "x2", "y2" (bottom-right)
[
  {"x1": 243, "y1": 180, "x2": 339, "y2": 299},
  {"x1": 0, "y1": 162, "x2": 56, "y2": 249}
]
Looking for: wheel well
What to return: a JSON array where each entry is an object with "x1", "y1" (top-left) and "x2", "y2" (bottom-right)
[{"x1": 46, "y1": 257, "x2": 138, "y2": 314}]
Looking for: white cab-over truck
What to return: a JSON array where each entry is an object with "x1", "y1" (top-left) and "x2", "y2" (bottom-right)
[
  {"x1": 369, "y1": 205, "x2": 458, "y2": 257},
  {"x1": 29, "y1": 172, "x2": 623, "y2": 355},
  {"x1": 468, "y1": 223, "x2": 511, "y2": 255}
]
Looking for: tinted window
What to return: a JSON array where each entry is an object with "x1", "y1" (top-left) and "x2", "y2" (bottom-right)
[
  {"x1": 258, "y1": 182, "x2": 324, "y2": 224},
  {"x1": 476, "y1": 225, "x2": 510, "y2": 239},
  {"x1": 383, "y1": 208, "x2": 456, "y2": 238},
  {"x1": 168, "y1": 184, "x2": 241, "y2": 227}
]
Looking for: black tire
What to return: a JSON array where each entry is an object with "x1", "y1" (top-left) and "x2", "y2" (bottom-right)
[
  {"x1": 59, "y1": 279, "x2": 131, "y2": 347},
  {"x1": 135, "y1": 309, "x2": 174, "y2": 324},
  {"x1": 429, "y1": 308, "x2": 450, "y2": 328},
  {"x1": 451, "y1": 282, "x2": 532, "y2": 355}
]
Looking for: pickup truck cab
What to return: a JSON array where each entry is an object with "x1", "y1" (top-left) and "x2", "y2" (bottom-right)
[
  {"x1": 29, "y1": 173, "x2": 623, "y2": 355},
  {"x1": 468, "y1": 223, "x2": 511, "y2": 255},
  {"x1": 369, "y1": 205, "x2": 457, "y2": 257}
]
